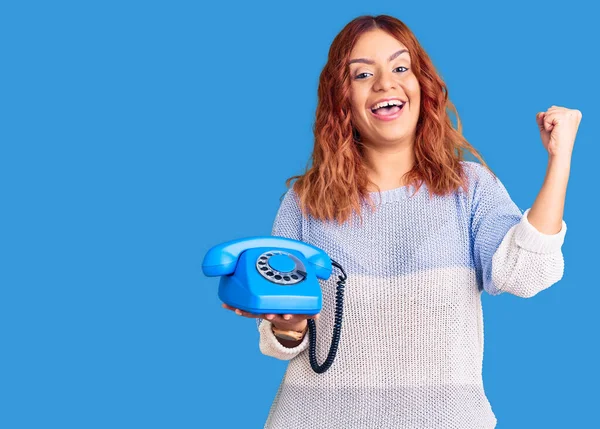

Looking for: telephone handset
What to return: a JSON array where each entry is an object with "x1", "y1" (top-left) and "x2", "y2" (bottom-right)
[{"x1": 202, "y1": 236, "x2": 347, "y2": 373}]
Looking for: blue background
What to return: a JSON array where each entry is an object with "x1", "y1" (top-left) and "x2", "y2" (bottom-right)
[{"x1": 1, "y1": 0, "x2": 598, "y2": 428}]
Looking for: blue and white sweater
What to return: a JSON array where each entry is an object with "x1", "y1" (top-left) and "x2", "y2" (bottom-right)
[{"x1": 256, "y1": 161, "x2": 567, "y2": 429}]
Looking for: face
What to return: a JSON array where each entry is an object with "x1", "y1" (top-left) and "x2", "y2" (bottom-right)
[{"x1": 348, "y1": 29, "x2": 421, "y2": 147}]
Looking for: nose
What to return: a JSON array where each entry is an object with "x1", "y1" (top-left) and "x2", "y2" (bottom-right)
[{"x1": 372, "y1": 70, "x2": 397, "y2": 92}]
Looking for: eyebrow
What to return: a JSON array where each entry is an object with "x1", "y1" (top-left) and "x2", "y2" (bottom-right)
[{"x1": 348, "y1": 49, "x2": 409, "y2": 66}]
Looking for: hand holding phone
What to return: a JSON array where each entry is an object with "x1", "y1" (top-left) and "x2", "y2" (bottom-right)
[{"x1": 222, "y1": 302, "x2": 320, "y2": 331}]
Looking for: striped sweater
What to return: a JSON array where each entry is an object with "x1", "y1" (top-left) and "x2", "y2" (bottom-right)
[{"x1": 256, "y1": 161, "x2": 567, "y2": 428}]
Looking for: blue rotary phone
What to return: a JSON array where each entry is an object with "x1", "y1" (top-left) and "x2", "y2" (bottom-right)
[{"x1": 202, "y1": 236, "x2": 347, "y2": 374}]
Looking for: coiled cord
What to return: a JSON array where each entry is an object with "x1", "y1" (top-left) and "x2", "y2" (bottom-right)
[{"x1": 307, "y1": 260, "x2": 347, "y2": 374}]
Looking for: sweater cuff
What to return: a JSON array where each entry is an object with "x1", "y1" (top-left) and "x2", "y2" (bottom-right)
[
  {"x1": 513, "y1": 208, "x2": 567, "y2": 254},
  {"x1": 258, "y1": 319, "x2": 309, "y2": 358}
]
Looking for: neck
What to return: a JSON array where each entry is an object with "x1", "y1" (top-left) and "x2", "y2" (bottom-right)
[{"x1": 362, "y1": 141, "x2": 416, "y2": 192}]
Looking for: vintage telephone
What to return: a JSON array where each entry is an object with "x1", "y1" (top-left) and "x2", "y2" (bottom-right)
[{"x1": 202, "y1": 236, "x2": 347, "y2": 374}]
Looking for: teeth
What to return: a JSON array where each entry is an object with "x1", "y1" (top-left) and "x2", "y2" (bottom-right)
[{"x1": 372, "y1": 100, "x2": 405, "y2": 110}]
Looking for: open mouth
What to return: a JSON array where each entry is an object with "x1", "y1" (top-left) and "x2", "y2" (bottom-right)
[{"x1": 370, "y1": 103, "x2": 405, "y2": 117}]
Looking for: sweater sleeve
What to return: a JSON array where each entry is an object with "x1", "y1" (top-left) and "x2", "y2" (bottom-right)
[
  {"x1": 255, "y1": 188, "x2": 310, "y2": 360},
  {"x1": 468, "y1": 162, "x2": 567, "y2": 297}
]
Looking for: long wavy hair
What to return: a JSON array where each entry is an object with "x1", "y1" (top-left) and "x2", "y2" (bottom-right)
[{"x1": 284, "y1": 14, "x2": 495, "y2": 225}]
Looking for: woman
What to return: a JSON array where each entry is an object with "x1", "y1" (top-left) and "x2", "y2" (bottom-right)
[{"x1": 223, "y1": 14, "x2": 580, "y2": 429}]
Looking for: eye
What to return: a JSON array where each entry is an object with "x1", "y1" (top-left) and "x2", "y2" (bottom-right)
[{"x1": 354, "y1": 66, "x2": 409, "y2": 80}]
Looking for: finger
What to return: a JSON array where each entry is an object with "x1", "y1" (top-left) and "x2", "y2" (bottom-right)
[
  {"x1": 222, "y1": 303, "x2": 237, "y2": 312},
  {"x1": 270, "y1": 314, "x2": 288, "y2": 323},
  {"x1": 544, "y1": 113, "x2": 556, "y2": 132},
  {"x1": 237, "y1": 309, "x2": 261, "y2": 318},
  {"x1": 264, "y1": 314, "x2": 275, "y2": 321},
  {"x1": 536, "y1": 112, "x2": 546, "y2": 131},
  {"x1": 231, "y1": 307, "x2": 247, "y2": 317},
  {"x1": 266, "y1": 313, "x2": 305, "y2": 319}
]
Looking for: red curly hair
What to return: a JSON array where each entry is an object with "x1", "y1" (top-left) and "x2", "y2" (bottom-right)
[{"x1": 284, "y1": 14, "x2": 495, "y2": 225}]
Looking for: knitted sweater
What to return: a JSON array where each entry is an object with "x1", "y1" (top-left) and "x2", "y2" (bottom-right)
[{"x1": 256, "y1": 161, "x2": 567, "y2": 429}]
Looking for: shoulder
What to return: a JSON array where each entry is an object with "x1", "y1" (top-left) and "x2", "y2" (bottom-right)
[
  {"x1": 458, "y1": 161, "x2": 512, "y2": 215},
  {"x1": 276, "y1": 186, "x2": 306, "y2": 220},
  {"x1": 460, "y1": 160, "x2": 494, "y2": 182},
  {"x1": 280, "y1": 186, "x2": 301, "y2": 207},
  {"x1": 459, "y1": 160, "x2": 502, "y2": 194}
]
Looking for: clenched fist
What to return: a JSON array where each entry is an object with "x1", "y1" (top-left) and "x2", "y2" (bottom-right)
[{"x1": 536, "y1": 105, "x2": 582, "y2": 159}]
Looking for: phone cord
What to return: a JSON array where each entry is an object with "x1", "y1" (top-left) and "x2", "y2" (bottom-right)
[{"x1": 306, "y1": 259, "x2": 347, "y2": 374}]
